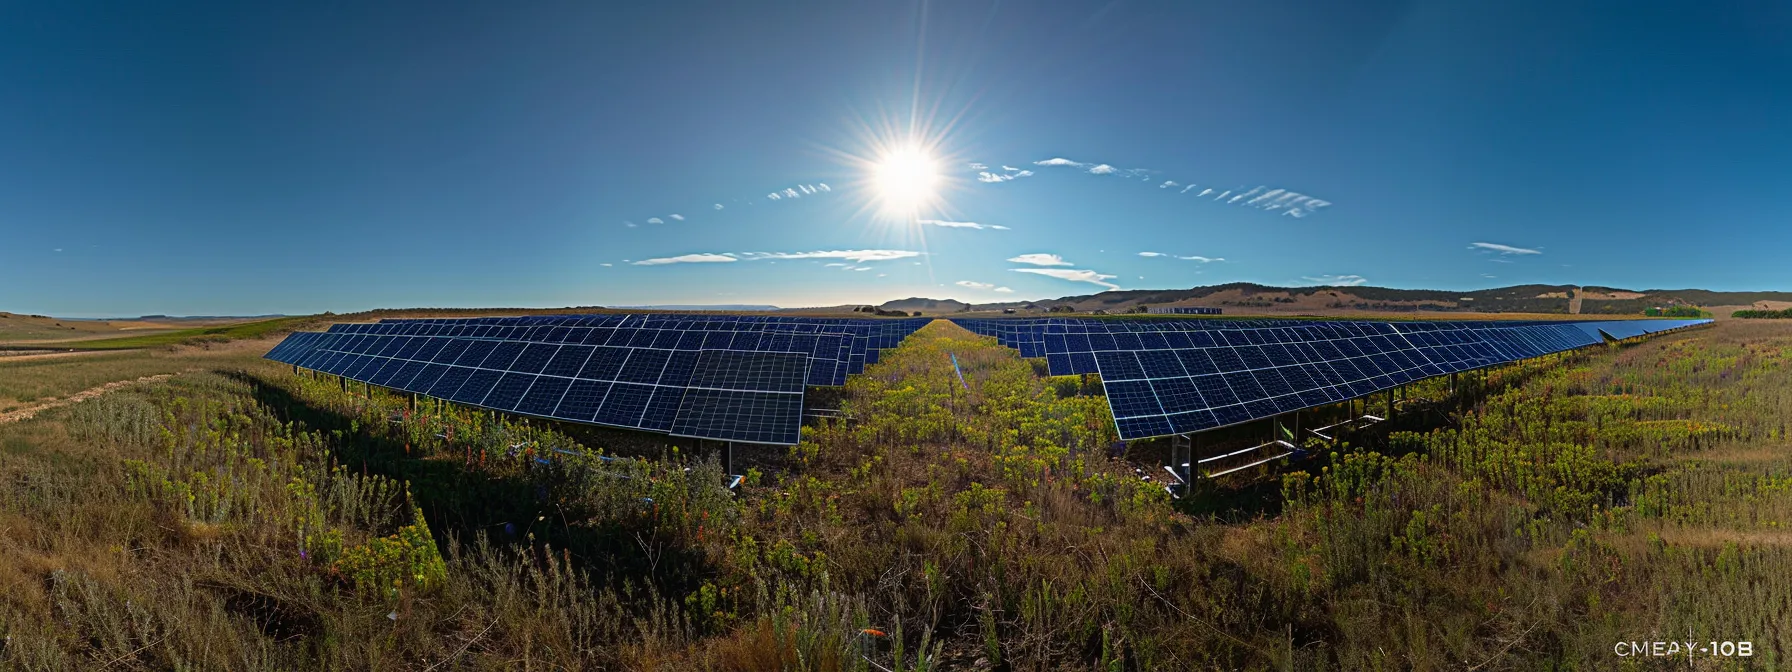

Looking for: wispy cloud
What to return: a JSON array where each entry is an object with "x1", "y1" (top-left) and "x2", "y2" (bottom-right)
[
  {"x1": 647, "y1": 217, "x2": 664, "y2": 224},
  {"x1": 600, "y1": 263, "x2": 613, "y2": 267},
  {"x1": 977, "y1": 169, "x2": 1034, "y2": 183},
  {"x1": 1007, "y1": 253, "x2": 1072, "y2": 266},
  {"x1": 995, "y1": 286, "x2": 1013, "y2": 293},
  {"x1": 918, "y1": 219, "x2": 1009, "y2": 230},
  {"x1": 714, "y1": 203, "x2": 724, "y2": 210},
  {"x1": 1469, "y1": 242, "x2": 1542, "y2": 255},
  {"x1": 1139, "y1": 251, "x2": 1224, "y2": 262},
  {"x1": 633, "y1": 253, "x2": 739, "y2": 266},
  {"x1": 624, "y1": 221, "x2": 638, "y2": 228},
  {"x1": 740, "y1": 249, "x2": 922, "y2": 263},
  {"x1": 1026, "y1": 156, "x2": 1330, "y2": 217},
  {"x1": 669, "y1": 214, "x2": 684, "y2": 221},
  {"x1": 1011, "y1": 268, "x2": 1120, "y2": 290},
  {"x1": 764, "y1": 183, "x2": 831, "y2": 201},
  {"x1": 968, "y1": 162, "x2": 988, "y2": 170},
  {"x1": 956, "y1": 280, "x2": 996, "y2": 289},
  {"x1": 1302, "y1": 274, "x2": 1369, "y2": 286},
  {"x1": 825, "y1": 262, "x2": 848, "y2": 267}
]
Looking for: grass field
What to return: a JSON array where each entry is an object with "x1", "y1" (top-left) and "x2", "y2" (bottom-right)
[
  {"x1": 0, "y1": 341, "x2": 273, "y2": 413},
  {"x1": 0, "y1": 320, "x2": 1786, "y2": 669},
  {"x1": 10, "y1": 316, "x2": 315, "y2": 351}
]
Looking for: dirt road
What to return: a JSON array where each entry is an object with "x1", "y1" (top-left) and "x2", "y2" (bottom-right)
[{"x1": 0, "y1": 373, "x2": 179, "y2": 425}]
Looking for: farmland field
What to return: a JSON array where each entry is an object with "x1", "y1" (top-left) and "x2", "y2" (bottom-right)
[{"x1": 0, "y1": 320, "x2": 1788, "y2": 669}]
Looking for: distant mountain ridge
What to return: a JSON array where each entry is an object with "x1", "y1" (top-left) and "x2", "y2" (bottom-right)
[{"x1": 878, "y1": 283, "x2": 1792, "y2": 316}]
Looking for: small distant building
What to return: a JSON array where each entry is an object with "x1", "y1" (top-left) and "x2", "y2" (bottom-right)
[
  {"x1": 1149, "y1": 306, "x2": 1222, "y2": 315},
  {"x1": 1003, "y1": 308, "x2": 1016, "y2": 314}
]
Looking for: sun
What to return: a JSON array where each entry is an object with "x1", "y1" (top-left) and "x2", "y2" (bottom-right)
[{"x1": 871, "y1": 146, "x2": 940, "y2": 218}]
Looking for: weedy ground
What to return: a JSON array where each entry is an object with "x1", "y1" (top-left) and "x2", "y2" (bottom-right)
[{"x1": 0, "y1": 320, "x2": 1787, "y2": 670}]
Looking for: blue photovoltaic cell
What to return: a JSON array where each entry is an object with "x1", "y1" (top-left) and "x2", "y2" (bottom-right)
[{"x1": 944, "y1": 316, "x2": 1710, "y2": 440}]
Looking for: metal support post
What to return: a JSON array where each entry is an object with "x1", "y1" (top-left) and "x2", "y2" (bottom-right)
[
  {"x1": 722, "y1": 441, "x2": 734, "y2": 477},
  {"x1": 1171, "y1": 434, "x2": 1192, "y2": 485}
]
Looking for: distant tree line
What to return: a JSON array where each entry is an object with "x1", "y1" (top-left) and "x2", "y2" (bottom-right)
[{"x1": 1731, "y1": 308, "x2": 1792, "y2": 319}]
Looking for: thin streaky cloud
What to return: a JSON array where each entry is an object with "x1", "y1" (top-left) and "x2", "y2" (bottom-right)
[
  {"x1": 1087, "y1": 164, "x2": 1118, "y2": 174},
  {"x1": 918, "y1": 219, "x2": 1008, "y2": 230},
  {"x1": 647, "y1": 217, "x2": 664, "y2": 224},
  {"x1": 1011, "y1": 268, "x2": 1120, "y2": 290},
  {"x1": 1000, "y1": 165, "x2": 1020, "y2": 171},
  {"x1": 1160, "y1": 180, "x2": 1178, "y2": 189},
  {"x1": 669, "y1": 214, "x2": 684, "y2": 221},
  {"x1": 1180, "y1": 184, "x2": 1196, "y2": 193},
  {"x1": 1007, "y1": 253, "x2": 1072, "y2": 266},
  {"x1": 600, "y1": 263, "x2": 612, "y2": 267},
  {"x1": 1302, "y1": 274, "x2": 1369, "y2": 286},
  {"x1": 977, "y1": 170, "x2": 1033, "y2": 183},
  {"x1": 1034, "y1": 157, "x2": 1087, "y2": 167},
  {"x1": 633, "y1": 253, "x2": 738, "y2": 266},
  {"x1": 994, "y1": 286, "x2": 1013, "y2": 293},
  {"x1": 624, "y1": 221, "x2": 638, "y2": 227},
  {"x1": 1198, "y1": 188, "x2": 1213, "y2": 197},
  {"x1": 1470, "y1": 242, "x2": 1542, "y2": 255},
  {"x1": 956, "y1": 280, "x2": 996, "y2": 289},
  {"x1": 739, "y1": 249, "x2": 922, "y2": 262},
  {"x1": 1140, "y1": 251, "x2": 1224, "y2": 262},
  {"x1": 989, "y1": 224, "x2": 1010, "y2": 230},
  {"x1": 968, "y1": 162, "x2": 988, "y2": 170},
  {"x1": 713, "y1": 203, "x2": 724, "y2": 210}
]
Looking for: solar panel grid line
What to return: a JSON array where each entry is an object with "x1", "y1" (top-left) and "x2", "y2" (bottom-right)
[{"x1": 947, "y1": 317, "x2": 1709, "y2": 441}]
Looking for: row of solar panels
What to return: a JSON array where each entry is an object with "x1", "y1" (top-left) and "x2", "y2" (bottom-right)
[
  {"x1": 333, "y1": 315, "x2": 930, "y2": 376},
  {"x1": 265, "y1": 315, "x2": 931, "y2": 445},
  {"x1": 950, "y1": 317, "x2": 1710, "y2": 440}
]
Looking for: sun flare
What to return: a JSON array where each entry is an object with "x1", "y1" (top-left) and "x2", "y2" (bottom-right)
[{"x1": 872, "y1": 146, "x2": 940, "y2": 218}]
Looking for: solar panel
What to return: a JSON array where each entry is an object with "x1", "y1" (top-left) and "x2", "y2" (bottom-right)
[
  {"x1": 268, "y1": 314, "x2": 932, "y2": 445},
  {"x1": 951, "y1": 316, "x2": 1710, "y2": 441},
  {"x1": 670, "y1": 350, "x2": 810, "y2": 444}
]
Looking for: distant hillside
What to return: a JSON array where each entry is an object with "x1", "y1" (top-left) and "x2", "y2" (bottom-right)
[
  {"x1": 887, "y1": 283, "x2": 1792, "y2": 317},
  {"x1": 612, "y1": 305, "x2": 780, "y2": 311},
  {"x1": 878, "y1": 297, "x2": 973, "y2": 314}
]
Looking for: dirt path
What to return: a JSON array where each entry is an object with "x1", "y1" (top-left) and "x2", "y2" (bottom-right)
[
  {"x1": 0, "y1": 350, "x2": 134, "y2": 363},
  {"x1": 0, "y1": 373, "x2": 180, "y2": 425}
]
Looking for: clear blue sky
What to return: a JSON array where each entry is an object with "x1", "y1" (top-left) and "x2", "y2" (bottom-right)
[{"x1": 3, "y1": 1, "x2": 1788, "y2": 317}]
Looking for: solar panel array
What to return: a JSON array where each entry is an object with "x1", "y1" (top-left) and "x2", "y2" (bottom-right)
[
  {"x1": 952, "y1": 317, "x2": 1710, "y2": 440},
  {"x1": 266, "y1": 315, "x2": 929, "y2": 445}
]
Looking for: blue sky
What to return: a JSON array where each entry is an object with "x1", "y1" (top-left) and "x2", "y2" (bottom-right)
[{"x1": 3, "y1": 1, "x2": 1788, "y2": 317}]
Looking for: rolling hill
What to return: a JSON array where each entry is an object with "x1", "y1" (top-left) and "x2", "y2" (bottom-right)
[{"x1": 879, "y1": 283, "x2": 1792, "y2": 316}]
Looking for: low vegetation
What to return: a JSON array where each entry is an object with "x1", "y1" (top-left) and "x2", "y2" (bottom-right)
[
  {"x1": 1732, "y1": 308, "x2": 1792, "y2": 319},
  {"x1": 0, "y1": 321, "x2": 1786, "y2": 669}
]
